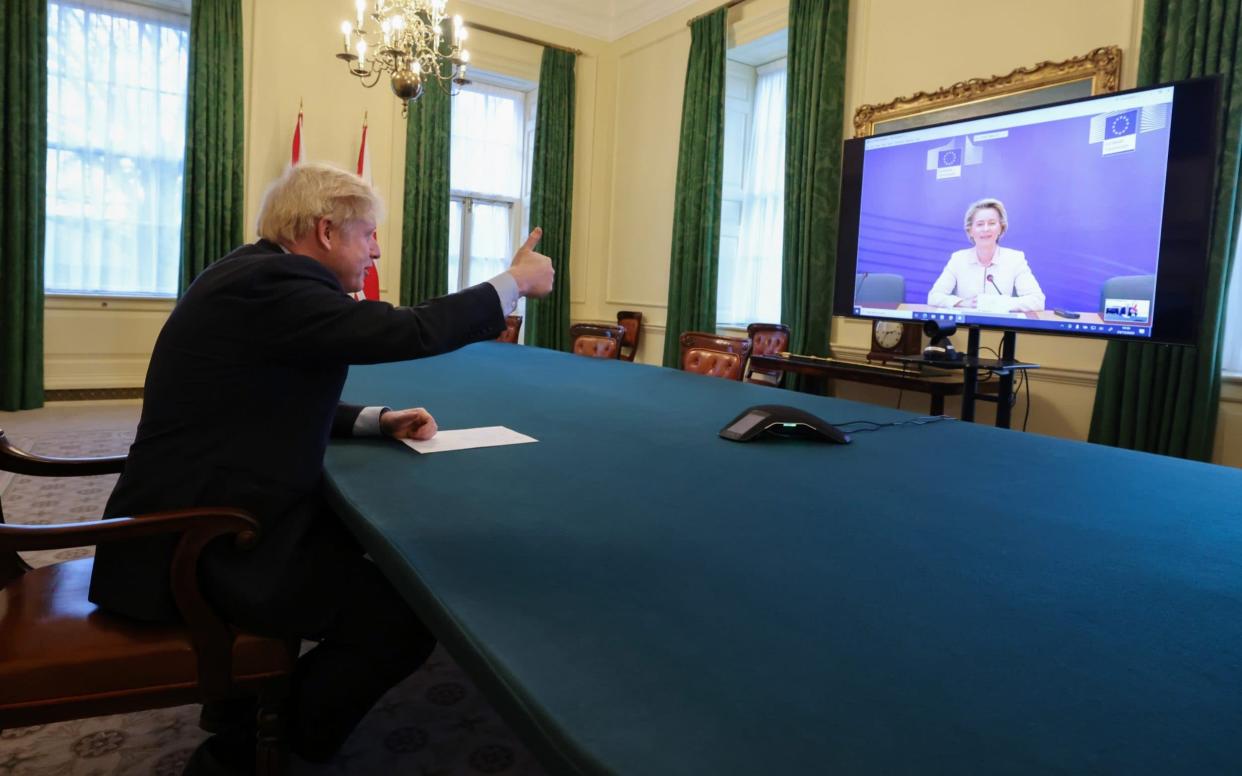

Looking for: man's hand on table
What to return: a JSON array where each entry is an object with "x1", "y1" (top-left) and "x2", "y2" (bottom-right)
[{"x1": 380, "y1": 408, "x2": 438, "y2": 440}]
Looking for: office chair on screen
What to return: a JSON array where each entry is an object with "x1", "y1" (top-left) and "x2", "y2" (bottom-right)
[
  {"x1": 1099, "y1": 275, "x2": 1156, "y2": 312},
  {"x1": 854, "y1": 273, "x2": 906, "y2": 305},
  {"x1": 679, "y1": 332, "x2": 753, "y2": 381},
  {"x1": 0, "y1": 430, "x2": 296, "y2": 775}
]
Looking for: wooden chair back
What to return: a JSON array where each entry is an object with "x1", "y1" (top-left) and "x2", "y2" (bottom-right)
[
  {"x1": 745, "y1": 322, "x2": 791, "y2": 385},
  {"x1": 678, "y1": 332, "x2": 753, "y2": 381},
  {"x1": 496, "y1": 315, "x2": 523, "y2": 343},
  {"x1": 616, "y1": 311, "x2": 643, "y2": 362},
  {"x1": 570, "y1": 323, "x2": 626, "y2": 360}
]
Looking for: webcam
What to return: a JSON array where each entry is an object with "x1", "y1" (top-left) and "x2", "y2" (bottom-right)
[{"x1": 922, "y1": 319, "x2": 962, "y2": 361}]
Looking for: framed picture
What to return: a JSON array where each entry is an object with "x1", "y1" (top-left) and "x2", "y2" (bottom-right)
[{"x1": 853, "y1": 46, "x2": 1123, "y2": 138}]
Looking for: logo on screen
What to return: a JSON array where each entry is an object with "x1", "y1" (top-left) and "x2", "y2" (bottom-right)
[
  {"x1": 1095, "y1": 108, "x2": 1141, "y2": 155},
  {"x1": 1108, "y1": 110, "x2": 1138, "y2": 138},
  {"x1": 935, "y1": 147, "x2": 961, "y2": 179}
]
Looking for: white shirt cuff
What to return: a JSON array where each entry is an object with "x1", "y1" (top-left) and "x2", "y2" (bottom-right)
[
  {"x1": 487, "y1": 272, "x2": 521, "y2": 316},
  {"x1": 353, "y1": 405, "x2": 390, "y2": 436}
]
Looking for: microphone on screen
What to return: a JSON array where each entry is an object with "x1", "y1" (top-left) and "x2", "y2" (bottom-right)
[
  {"x1": 987, "y1": 273, "x2": 1003, "y2": 295},
  {"x1": 856, "y1": 271, "x2": 870, "y2": 300}
]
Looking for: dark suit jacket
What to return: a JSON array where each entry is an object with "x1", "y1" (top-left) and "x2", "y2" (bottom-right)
[{"x1": 89, "y1": 240, "x2": 504, "y2": 623}]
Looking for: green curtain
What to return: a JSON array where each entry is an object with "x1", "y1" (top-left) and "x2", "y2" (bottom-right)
[
  {"x1": 781, "y1": 0, "x2": 849, "y2": 373},
  {"x1": 1089, "y1": 0, "x2": 1241, "y2": 460},
  {"x1": 525, "y1": 48, "x2": 577, "y2": 351},
  {"x1": 0, "y1": 0, "x2": 47, "y2": 411},
  {"x1": 179, "y1": 0, "x2": 244, "y2": 295},
  {"x1": 662, "y1": 8, "x2": 727, "y2": 367},
  {"x1": 400, "y1": 82, "x2": 451, "y2": 305}
]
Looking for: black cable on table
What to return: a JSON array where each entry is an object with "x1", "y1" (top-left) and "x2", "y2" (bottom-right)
[{"x1": 835, "y1": 415, "x2": 955, "y2": 434}]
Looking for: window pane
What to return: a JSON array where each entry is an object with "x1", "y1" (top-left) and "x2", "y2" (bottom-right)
[
  {"x1": 451, "y1": 84, "x2": 524, "y2": 198},
  {"x1": 718, "y1": 62, "x2": 786, "y2": 326},
  {"x1": 467, "y1": 203, "x2": 512, "y2": 289},
  {"x1": 45, "y1": 1, "x2": 188, "y2": 297}
]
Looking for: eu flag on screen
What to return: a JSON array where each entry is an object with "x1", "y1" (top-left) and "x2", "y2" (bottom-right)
[
  {"x1": 938, "y1": 149, "x2": 960, "y2": 168},
  {"x1": 1107, "y1": 109, "x2": 1139, "y2": 138}
]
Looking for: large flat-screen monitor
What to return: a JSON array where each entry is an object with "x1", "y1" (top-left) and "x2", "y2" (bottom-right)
[{"x1": 834, "y1": 76, "x2": 1221, "y2": 345}]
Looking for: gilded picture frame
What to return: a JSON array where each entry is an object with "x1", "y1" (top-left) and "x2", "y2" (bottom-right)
[{"x1": 853, "y1": 46, "x2": 1123, "y2": 138}]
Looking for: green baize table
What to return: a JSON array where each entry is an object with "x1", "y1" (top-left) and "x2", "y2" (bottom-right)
[{"x1": 325, "y1": 342, "x2": 1242, "y2": 775}]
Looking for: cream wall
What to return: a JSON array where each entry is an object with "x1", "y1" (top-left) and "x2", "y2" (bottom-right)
[{"x1": 40, "y1": 0, "x2": 1242, "y2": 467}]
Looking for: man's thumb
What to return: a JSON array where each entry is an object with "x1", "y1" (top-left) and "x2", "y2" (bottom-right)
[{"x1": 521, "y1": 227, "x2": 543, "y2": 252}]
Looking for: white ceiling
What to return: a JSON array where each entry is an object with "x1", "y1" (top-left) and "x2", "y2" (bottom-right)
[{"x1": 462, "y1": 0, "x2": 705, "y2": 42}]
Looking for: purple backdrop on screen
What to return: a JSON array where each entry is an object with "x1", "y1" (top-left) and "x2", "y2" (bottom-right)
[{"x1": 855, "y1": 112, "x2": 1173, "y2": 313}]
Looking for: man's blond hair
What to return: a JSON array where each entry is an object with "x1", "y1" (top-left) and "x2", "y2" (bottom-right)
[{"x1": 256, "y1": 162, "x2": 385, "y2": 245}]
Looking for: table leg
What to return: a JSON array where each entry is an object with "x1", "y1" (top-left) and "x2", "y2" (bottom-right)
[
  {"x1": 996, "y1": 372, "x2": 1014, "y2": 429},
  {"x1": 930, "y1": 393, "x2": 944, "y2": 416}
]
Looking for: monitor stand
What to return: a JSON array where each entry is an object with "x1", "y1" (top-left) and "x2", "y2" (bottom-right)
[
  {"x1": 961, "y1": 329, "x2": 1041, "y2": 429},
  {"x1": 899, "y1": 328, "x2": 1040, "y2": 429}
]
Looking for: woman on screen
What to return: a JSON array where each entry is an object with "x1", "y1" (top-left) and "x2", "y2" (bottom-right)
[{"x1": 927, "y1": 198, "x2": 1046, "y2": 312}]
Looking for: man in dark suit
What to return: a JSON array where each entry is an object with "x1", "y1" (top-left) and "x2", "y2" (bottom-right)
[{"x1": 88, "y1": 162, "x2": 554, "y2": 769}]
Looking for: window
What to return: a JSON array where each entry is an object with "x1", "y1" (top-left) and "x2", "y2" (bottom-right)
[
  {"x1": 45, "y1": 0, "x2": 190, "y2": 297},
  {"x1": 718, "y1": 56, "x2": 787, "y2": 327},
  {"x1": 448, "y1": 79, "x2": 534, "y2": 294}
]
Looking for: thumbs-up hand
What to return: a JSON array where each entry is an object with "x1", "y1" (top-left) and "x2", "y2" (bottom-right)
[{"x1": 508, "y1": 227, "x2": 555, "y2": 298}]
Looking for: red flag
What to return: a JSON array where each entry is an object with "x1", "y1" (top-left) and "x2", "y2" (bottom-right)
[
  {"x1": 357, "y1": 114, "x2": 380, "y2": 301},
  {"x1": 356, "y1": 121, "x2": 372, "y2": 182},
  {"x1": 291, "y1": 104, "x2": 304, "y2": 165}
]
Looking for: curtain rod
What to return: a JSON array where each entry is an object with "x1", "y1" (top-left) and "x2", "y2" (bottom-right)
[
  {"x1": 464, "y1": 22, "x2": 584, "y2": 56},
  {"x1": 686, "y1": 0, "x2": 750, "y2": 27}
]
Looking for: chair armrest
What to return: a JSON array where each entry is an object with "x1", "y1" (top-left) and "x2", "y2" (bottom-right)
[
  {"x1": 0, "y1": 509, "x2": 258, "y2": 553},
  {"x1": 0, "y1": 508, "x2": 265, "y2": 700},
  {"x1": 0, "y1": 430, "x2": 126, "y2": 476}
]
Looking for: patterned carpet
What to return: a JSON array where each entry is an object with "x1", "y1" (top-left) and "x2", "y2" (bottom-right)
[{"x1": 0, "y1": 429, "x2": 547, "y2": 776}]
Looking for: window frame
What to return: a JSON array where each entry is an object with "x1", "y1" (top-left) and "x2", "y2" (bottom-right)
[
  {"x1": 448, "y1": 193, "x2": 519, "y2": 293},
  {"x1": 1222, "y1": 240, "x2": 1242, "y2": 378}
]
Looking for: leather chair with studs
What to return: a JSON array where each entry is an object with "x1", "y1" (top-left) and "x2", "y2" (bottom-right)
[
  {"x1": 744, "y1": 322, "x2": 791, "y2": 386},
  {"x1": 615, "y1": 311, "x2": 643, "y2": 362},
  {"x1": 678, "y1": 332, "x2": 753, "y2": 381},
  {"x1": 570, "y1": 323, "x2": 627, "y2": 360}
]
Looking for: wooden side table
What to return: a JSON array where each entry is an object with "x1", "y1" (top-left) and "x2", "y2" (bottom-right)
[{"x1": 747, "y1": 353, "x2": 991, "y2": 416}]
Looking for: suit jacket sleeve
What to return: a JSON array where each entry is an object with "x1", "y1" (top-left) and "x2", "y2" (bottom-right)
[
  {"x1": 333, "y1": 403, "x2": 366, "y2": 437},
  {"x1": 248, "y1": 258, "x2": 505, "y2": 365}
]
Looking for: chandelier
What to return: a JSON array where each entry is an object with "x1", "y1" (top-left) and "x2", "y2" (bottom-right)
[{"x1": 337, "y1": 0, "x2": 471, "y2": 113}]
